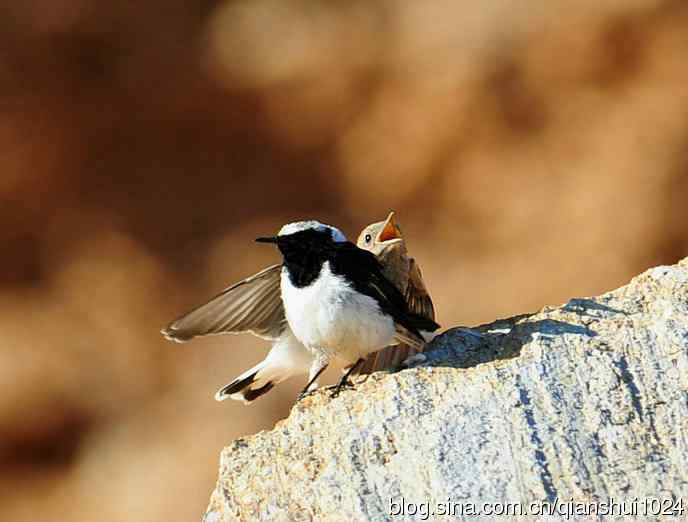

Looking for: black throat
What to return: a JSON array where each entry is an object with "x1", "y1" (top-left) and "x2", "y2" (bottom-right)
[{"x1": 278, "y1": 229, "x2": 333, "y2": 288}]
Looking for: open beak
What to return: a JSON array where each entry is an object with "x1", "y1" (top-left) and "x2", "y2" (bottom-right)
[
  {"x1": 377, "y1": 211, "x2": 402, "y2": 243},
  {"x1": 255, "y1": 236, "x2": 280, "y2": 244}
]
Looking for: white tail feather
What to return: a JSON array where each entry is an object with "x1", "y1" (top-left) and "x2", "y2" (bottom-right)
[{"x1": 215, "y1": 330, "x2": 314, "y2": 404}]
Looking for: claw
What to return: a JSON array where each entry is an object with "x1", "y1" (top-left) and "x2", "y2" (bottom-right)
[
  {"x1": 330, "y1": 379, "x2": 354, "y2": 398},
  {"x1": 297, "y1": 389, "x2": 316, "y2": 402},
  {"x1": 330, "y1": 357, "x2": 364, "y2": 398}
]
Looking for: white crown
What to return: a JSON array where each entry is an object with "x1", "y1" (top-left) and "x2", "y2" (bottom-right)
[{"x1": 278, "y1": 221, "x2": 347, "y2": 243}]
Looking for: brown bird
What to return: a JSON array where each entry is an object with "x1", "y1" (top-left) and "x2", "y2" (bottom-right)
[
  {"x1": 161, "y1": 214, "x2": 436, "y2": 402},
  {"x1": 354, "y1": 212, "x2": 436, "y2": 374}
]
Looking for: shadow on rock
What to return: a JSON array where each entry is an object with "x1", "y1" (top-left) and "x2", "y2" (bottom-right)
[
  {"x1": 562, "y1": 298, "x2": 629, "y2": 317},
  {"x1": 409, "y1": 317, "x2": 598, "y2": 370}
]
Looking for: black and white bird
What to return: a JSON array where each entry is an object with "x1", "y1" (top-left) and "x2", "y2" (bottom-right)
[
  {"x1": 255, "y1": 221, "x2": 440, "y2": 397},
  {"x1": 161, "y1": 219, "x2": 439, "y2": 402}
]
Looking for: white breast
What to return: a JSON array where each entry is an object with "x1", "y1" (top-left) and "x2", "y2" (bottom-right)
[{"x1": 280, "y1": 262, "x2": 396, "y2": 364}]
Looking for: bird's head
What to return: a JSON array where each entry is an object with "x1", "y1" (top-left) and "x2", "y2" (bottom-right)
[
  {"x1": 276, "y1": 221, "x2": 346, "y2": 242},
  {"x1": 357, "y1": 212, "x2": 407, "y2": 258},
  {"x1": 256, "y1": 221, "x2": 347, "y2": 256}
]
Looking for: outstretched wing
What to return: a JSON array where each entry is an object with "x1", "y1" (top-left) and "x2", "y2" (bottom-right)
[{"x1": 161, "y1": 264, "x2": 286, "y2": 343}]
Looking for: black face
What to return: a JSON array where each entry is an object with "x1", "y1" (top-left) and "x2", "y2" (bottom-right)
[{"x1": 257, "y1": 227, "x2": 339, "y2": 288}]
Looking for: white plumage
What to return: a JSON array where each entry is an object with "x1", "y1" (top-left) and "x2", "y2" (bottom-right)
[
  {"x1": 216, "y1": 327, "x2": 313, "y2": 403},
  {"x1": 281, "y1": 261, "x2": 396, "y2": 367}
]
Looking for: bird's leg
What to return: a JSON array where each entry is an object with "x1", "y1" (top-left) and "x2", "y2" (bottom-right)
[
  {"x1": 331, "y1": 358, "x2": 365, "y2": 398},
  {"x1": 297, "y1": 356, "x2": 329, "y2": 401}
]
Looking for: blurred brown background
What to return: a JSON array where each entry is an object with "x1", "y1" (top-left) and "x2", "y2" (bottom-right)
[{"x1": 1, "y1": 0, "x2": 687, "y2": 520}]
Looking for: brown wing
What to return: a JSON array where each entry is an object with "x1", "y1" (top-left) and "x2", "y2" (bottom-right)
[
  {"x1": 355, "y1": 257, "x2": 436, "y2": 375},
  {"x1": 405, "y1": 258, "x2": 435, "y2": 321},
  {"x1": 161, "y1": 264, "x2": 287, "y2": 343}
]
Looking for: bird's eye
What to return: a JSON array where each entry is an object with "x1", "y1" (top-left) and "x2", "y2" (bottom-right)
[{"x1": 365, "y1": 234, "x2": 372, "y2": 243}]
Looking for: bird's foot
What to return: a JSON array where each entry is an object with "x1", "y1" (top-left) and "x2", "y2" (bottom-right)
[
  {"x1": 329, "y1": 357, "x2": 363, "y2": 398},
  {"x1": 330, "y1": 379, "x2": 354, "y2": 398},
  {"x1": 297, "y1": 389, "x2": 317, "y2": 402}
]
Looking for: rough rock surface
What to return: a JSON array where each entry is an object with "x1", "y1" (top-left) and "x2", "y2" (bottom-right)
[{"x1": 204, "y1": 260, "x2": 688, "y2": 521}]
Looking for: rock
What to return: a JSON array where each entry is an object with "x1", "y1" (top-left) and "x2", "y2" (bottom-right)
[{"x1": 204, "y1": 260, "x2": 688, "y2": 521}]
